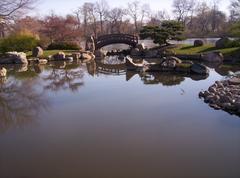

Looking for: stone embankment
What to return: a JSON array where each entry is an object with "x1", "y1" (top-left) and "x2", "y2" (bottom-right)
[{"x1": 199, "y1": 77, "x2": 240, "y2": 115}]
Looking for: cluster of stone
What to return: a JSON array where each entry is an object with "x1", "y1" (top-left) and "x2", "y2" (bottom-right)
[
  {"x1": 50, "y1": 51, "x2": 95, "y2": 62},
  {"x1": 0, "y1": 52, "x2": 28, "y2": 64},
  {"x1": 199, "y1": 78, "x2": 240, "y2": 115},
  {"x1": 0, "y1": 67, "x2": 7, "y2": 77},
  {"x1": 126, "y1": 56, "x2": 209, "y2": 75}
]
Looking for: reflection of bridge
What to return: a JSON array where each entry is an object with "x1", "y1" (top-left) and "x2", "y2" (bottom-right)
[
  {"x1": 96, "y1": 62, "x2": 126, "y2": 75},
  {"x1": 95, "y1": 34, "x2": 138, "y2": 50}
]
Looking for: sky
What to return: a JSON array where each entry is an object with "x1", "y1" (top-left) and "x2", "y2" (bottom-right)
[{"x1": 33, "y1": 0, "x2": 231, "y2": 16}]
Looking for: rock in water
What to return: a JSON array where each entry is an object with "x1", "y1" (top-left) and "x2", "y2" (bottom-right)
[
  {"x1": 229, "y1": 77, "x2": 240, "y2": 85},
  {"x1": 215, "y1": 37, "x2": 231, "y2": 49},
  {"x1": 52, "y1": 52, "x2": 66, "y2": 60},
  {"x1": 161, "y1": 58, "x2": 177, "y2": 69},
  {"x1": 144, "y1": 49, "x2": 158, "y2": 58},
  {"x1": 36, "y1": 59, "x2": 48, "y2": 65},
  {"x1": 0, "y1": 52, "x2": 28, "y2": 64},
  {"x1": 194, "y1": 40, "x2": 204, "y2": 47},
  {"x1": 0, "y1": 67, "x2": 7, "y2": 77},
  {"x1": 136, "y1": 43, "x2": 145, "y2": 51},
  {"x1": 125, "y1": 56, "x2": 144, "y2": 71},
  {"x1": 130, "y1": 48, "x2": 141, "y2": 56},
  {"x1": 191, "y1": 63, "x2": 209, "y2": 75},
  {"x1": 202, "y1": 52, "x2": 224, "y2": 63},
  {"x1": 72, "y1": 53, "x2": 81, "y2": 60},
  {"x1": 32, "y1": 46, "x2": 43, "y2": 57},
  {"x1": 81, "y1": 51, "x2": 95, "y2": 61}
]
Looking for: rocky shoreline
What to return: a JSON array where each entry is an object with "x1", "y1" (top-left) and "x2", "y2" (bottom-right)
[
  {"x1": 125, "y1": 56, "x2": 209, "y2": 76},
  {"x1": 199, "y1": 77, "x2": 240, "y2": 116}
]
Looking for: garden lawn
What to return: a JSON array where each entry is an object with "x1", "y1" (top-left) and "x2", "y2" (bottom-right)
[
  {"x1": 172, "y1": 44, "x2": 240, "y2": 56},
  {"x1": 26, "y1": 50, "x2": 79, "y2": 58}
]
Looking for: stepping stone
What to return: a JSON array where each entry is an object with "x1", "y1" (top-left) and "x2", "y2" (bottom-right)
[{"x1": 229, "y1": 78, "x2": 240, "y2": 85}]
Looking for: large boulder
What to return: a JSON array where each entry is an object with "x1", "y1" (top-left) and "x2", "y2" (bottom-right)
[
  {"x1": 32, "y1": 46, "x2": 43, "y2": 57},
  {"x1": 0, "y1": 67, "x2": 7, "y2": 77},
  {"x1": 136, "y1": 43, "x2": 145, "y2": 51},
  {"x1": 166, "y1": 56, "x2": 182, "y2": 64},
  {"x1": 130, "y1": 48, "x2": 141, "y2": 56},
  {"x1": 215, "y1": 37, "x2": 231, "y2": 49},
  {"x1": 126, "y1": 56, "x2": 144, "y2": 71},
  {"x1": 65, "y1": 55, "x2": 74, "y2": 61},
  {"x1": 0, "y1": 52, "x2": 28, "y2": 64},
  {"x1": 160, "y1": 58, "x2": 177, "y2": 69},
  {"x1": 194, "y1": 40, "x2": 204, "y2": 47},
  {"x1": 81, "y1": 51, "x2": 95, "y2": 61},
  {"x1": 52, "y1": 52, "x2": 66, "y2": 60},
  {"x1": 72, "y1": 53, "x2": 81, "y2": 60},
  {"x1": 15, "y1": 64, "x2": 28, "y2": 72},
  {"x1": 191, "y1": 63, "x2": 209, "y2": 75},
  {"x1": 229, "y1": 77, "x2": 240, "y2": 85},
  {"x1": 94, "y1": 49, "x2": 106, "y2": 59},
  {"x1": 202, "y1": 52, "x2": 224, "y2": 63},
  {"x1": 35, "y1": 59, "x2": 48, "y2": 65},
  {"x1": 144, "y1": 49, "x2": 158, "y2": 58}
]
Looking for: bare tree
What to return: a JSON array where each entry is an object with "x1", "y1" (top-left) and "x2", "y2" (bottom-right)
[
  {"x1": 127, "y1": 1, "x2": 140, "y2": 32},
  {"x1": 195, "y1": 2, "x2": 211, "y2": 34},
  {"x1": 95, "y1": 0, "x2": 109, "y2": 34},
  {"x1": 172, "y1": 0, "x2": 196, "y2": 25},
  {"x1": 156, "y1": 10, "x2": 170, "y2": 21},
  {"x1": 140, "y1": 4, "x2": 151, "y2": 27},
  {"x1": 106, "y1": 7, "x2": 126, "y2": 33},
  {"x1": 230, "y1": 0, "x2": 240, "y2": 21},
  {"x1": 0, "y1": 0, "x2": 36, "y2": 20},
  {"x1": 210, "y1": 0, "x2": 221, "y2": 32},
  {"x1": 147, "y1": 10, "x2": 170, "y2": 26},
  {"x1": 0, "y1": 0, "x2": 36, "y2": 37}
]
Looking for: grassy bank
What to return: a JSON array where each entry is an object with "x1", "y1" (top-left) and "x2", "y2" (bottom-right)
[
  {"x1": 26, "y1": 50, "x2": 79, "y2": 58},
  {"x1": 172, "y1": 44, "x2": 240, "y2": 56}
]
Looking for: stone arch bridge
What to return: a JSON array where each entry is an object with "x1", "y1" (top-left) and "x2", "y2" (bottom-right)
[{"x1": 85, "y1": 34, "x2": 138, "y2": 51}]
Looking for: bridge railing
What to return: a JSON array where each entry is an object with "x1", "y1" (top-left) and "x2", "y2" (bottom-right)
[{"x1": 96, "y1": 34, "x2": 138, "y2": 43}]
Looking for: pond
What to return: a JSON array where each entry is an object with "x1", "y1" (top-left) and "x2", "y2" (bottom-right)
[{"x1": 0, "y1": 58, "x2": 240, "y2": 178}]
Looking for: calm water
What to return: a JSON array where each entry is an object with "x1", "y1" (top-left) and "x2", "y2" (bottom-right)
[{"x1": 1, "y1": 59, "x2": 240, "y2": 178}]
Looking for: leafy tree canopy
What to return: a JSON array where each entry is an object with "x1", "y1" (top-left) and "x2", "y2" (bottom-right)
[
  {"x1": 139, "y1": 20, "x2": 185, "y2": 46},
  {"x1": 230, "y1": 21, "x2": 240, "y2": 37}
]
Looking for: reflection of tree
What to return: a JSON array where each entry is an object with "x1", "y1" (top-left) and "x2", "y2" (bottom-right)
[
  {"x1": 43, "y1": 61, "x2": 85, "y2": 92},
  {"x1": 140, "y1": 72, "x2": 185, "y2": 86},
  {"x1": 0, "y1": 79, "x2": 49, "y2": 133}
]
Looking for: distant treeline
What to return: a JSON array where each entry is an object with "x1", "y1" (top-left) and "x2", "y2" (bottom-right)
[{"x1": 0, "y1": 0, "x2": 240, "y2": 47}]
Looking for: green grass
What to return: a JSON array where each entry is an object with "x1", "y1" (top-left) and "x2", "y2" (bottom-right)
[
  {"x1": 26, "y1": 50, "x2": 79, "y2": 58},
  {"x1": 172, "y1": 44, "x2": 240, "y2": 55},
  {"x1": 176, "y1": 63, "x2": 192, "y2": 68}
]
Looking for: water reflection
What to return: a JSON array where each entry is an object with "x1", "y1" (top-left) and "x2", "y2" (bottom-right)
[
  {"x1": 0, "y1": 57, "x2": 239, "y2": 133},
  {"x1": 6, "y1": 64, "x2": 38, "y2": 79},
  {"x1": 43, "y1": 61, "x2": 85, "y2": 92},
  {"x1": 140, "y1": 72, "x2": 186, "y2": 86},
  {"x1": 86, "y1": 61, "x2": 97, "y2": 76},
  {"x1": 1, "y1": 56, "x2": 240, "y2": 178},
  {"x1": 0, "y1": 79, "x2": 49, "y2": 133}
]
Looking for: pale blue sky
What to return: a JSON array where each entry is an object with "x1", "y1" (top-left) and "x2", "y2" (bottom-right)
[{"x1": 33, "y1": 0, "x2": 231, "y2": 16}]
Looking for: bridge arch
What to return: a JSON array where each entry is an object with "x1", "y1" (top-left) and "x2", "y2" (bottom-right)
[{"x1": 86, "y1": 34, "x2": 138, "y2": 51}]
